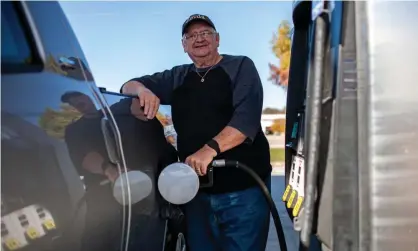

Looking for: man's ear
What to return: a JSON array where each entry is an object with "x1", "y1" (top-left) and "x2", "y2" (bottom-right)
[{"x1": 181, "y1": 38, "x2": 187, "y2": 53}]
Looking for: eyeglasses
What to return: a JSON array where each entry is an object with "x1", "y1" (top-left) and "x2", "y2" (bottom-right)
[{"x1": 184, "y1": 31, "x2": 216, "y2": 41}]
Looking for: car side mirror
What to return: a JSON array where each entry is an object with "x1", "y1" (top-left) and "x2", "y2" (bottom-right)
[{"x1": 58, "y1": 56, "x2": 94, "y2": 81}]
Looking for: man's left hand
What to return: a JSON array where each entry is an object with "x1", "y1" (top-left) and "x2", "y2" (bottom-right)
[{"x1": 185, "y1": 145, "x2": 217, "y2": 176}]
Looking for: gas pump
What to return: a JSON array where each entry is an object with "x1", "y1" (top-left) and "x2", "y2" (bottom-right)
[
  {"x1": 285, "y1": 1, "x2": 418, "y2": 251},
  {"x1": 284, "y1": 0, "x2": 336, "y2": 250}
]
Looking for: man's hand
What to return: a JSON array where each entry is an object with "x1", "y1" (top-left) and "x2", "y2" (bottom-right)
[
  {"x1": 82, "y1": 151, "x2": 106, "y2": 175},
  {"x1": 185, "y1": 145, "x2": 217, "y2": 176},
  {"x1": 130, "y1": 98, "x2": 148, "y2": 121},
  {"x1": 103, "y1": 164, "x2": 132, "y2": 183},
  {"x1": 104, "y1": 166, "x2": 120, "y2": 183},
  {"x1": 124, "y1": 80, "x2": 160, "y2": 119}
]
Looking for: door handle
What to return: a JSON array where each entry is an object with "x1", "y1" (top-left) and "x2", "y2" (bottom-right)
[
  {"x1": 101, "y1": 117, "x2": 119, "y2": 164},
  {"x1": 100, "y1": 117, "x2": 129, "y2": 251}
]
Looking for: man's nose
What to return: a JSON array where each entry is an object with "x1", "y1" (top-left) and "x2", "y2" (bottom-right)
[{"x1": 195, "y1": 34, "x2": 205, "y2": 42}]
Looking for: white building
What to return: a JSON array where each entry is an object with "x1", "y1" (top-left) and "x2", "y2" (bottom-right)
[{"x1": 261, "y1": 114, "x2": 286, "y2": 133}]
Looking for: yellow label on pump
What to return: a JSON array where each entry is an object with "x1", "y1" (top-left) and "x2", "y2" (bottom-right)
[
  {"x1": 282, "y1": 185, "x2": 292, "y2": 201},
  {"x1": 293, "y1": 196, "x2": 304, "y2": 217},
  {"x1": 4, "y1": 238, "x2": 21, "y2": 250},
  {"x1": 43, "y1": 219, "x2": 56, "y2": 230},
  {"x1": 287, "y1": 190, "x2": 297, "y2": 208},
  {"x1": 26, "y1": 226, "x2": 40, "y2": 239}
]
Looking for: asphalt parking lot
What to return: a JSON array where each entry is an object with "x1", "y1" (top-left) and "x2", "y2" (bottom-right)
[
  {"x1": 267, "y1": 175, "x2": 299, "y2": 251},
  {"x1": 267, "y1": 175, "x2": 323, "y2": 251}
]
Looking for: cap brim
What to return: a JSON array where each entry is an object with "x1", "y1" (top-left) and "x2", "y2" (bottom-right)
[{"x1": 182, "y1": 19, "x2": 215, "y2": 35}]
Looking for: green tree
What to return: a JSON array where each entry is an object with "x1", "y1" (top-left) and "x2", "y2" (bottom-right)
[
  {"x1": 39, "y1": 104, "x2": 82, "y2": 139},
  {"x1": 269, "y1": 20, "x2": 292, "y2": 91}
]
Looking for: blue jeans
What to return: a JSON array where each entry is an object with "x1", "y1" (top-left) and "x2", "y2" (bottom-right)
[{"x1": 183, "y1": 176, "x2": 271, "y2": 251}]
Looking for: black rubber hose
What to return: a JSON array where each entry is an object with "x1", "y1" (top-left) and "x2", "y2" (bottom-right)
[{"x1": 212, "y1": 160, "x2": 288, "y2": 251}]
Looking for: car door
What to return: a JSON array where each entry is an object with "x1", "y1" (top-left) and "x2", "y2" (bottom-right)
[
  {"x1": 97, "y1": 88, "x2": 181, "y2": 251},
  {"x1": 1, "y1": 2, "x2": 126, "y2": 251}
]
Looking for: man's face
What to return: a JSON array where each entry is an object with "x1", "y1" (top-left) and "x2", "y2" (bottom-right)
[{"x1": 182, "y1": 22, "x2": 220, "y2": 59}]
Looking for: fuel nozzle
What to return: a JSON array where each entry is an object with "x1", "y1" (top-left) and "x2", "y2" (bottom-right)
[
  {"x1": 211, "y1": 159, "x2": 226, "y2": 167},
  {"x1": 211, "y1": 159, "x2": 237, "y2": 168}
]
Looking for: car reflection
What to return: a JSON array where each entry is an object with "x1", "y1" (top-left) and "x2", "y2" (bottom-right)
[
  {"x1": 44, "y1": 55, "x2": 94, "y2": 82},
  {"x1": 101, "y1": 92, "x2": 179, "y2": 251},
  {"x1": 61, "y1": 91, "x2": 122, "y2": 251},
  {"x1": 62, "y1": 91, "x2": 179, "y2": 251},
  {"x1": 1, "y1": 204, "x2": 57, "y2": 251},
  {"x1": 1, "y1": 111, "x2": 83, "y2": 251},
  {"x1": 2, "y1": 89, "x2": 180, "y2": 251}
]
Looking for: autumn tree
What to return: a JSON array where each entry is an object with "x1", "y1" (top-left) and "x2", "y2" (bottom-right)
[
  {"x1": 39, "y1": 104, "x2": 82, "y2": 139},
  {"x1": 270, "y1": 119, "x2": 286, "y2": 134},
  {"x1": 269, "y1": 20, "x2": 292, "y2": 91}
]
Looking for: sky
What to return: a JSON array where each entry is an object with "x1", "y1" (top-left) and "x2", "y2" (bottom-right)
[{"x1": 60, "y1": 1, "x2": 294, "y2": 109}]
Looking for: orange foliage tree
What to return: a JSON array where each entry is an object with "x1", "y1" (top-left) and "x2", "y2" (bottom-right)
[
  {"x1": 269, "y1": 20, "x2": 292, "y2": 91},
  {"x1": 270, "y1": 119, "x2": 286, "y2": 134}
]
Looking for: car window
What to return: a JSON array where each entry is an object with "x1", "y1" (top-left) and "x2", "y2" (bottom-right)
[{"x1": 1, "y1": 2, "x2": 41, "y2": 72}]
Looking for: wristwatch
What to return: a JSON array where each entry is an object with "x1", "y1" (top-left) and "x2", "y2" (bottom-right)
[{"x1": 206, "y1": 139, "x2": 221, "y2": 156}]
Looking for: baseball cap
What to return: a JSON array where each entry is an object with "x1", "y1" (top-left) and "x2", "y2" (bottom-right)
[
  {"x1": 182, "y1": 14, "x2": 216, "y2": 35},
  {"x1": 61, "y1": 91, "x2": 85, "y2": 103}
]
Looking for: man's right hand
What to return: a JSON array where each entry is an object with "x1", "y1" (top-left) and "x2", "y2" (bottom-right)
[
  {"x1": 104, "y1": 166, "x2": 119, "y2": 183},
  {"x1": 138, "y1": 86, "x2": 160, "y2": 119},
  {"x1": 123, "y1": 81, "x2": 160, "y2": 119}
]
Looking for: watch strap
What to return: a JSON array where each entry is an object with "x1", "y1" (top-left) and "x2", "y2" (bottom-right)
[{"x1": 206, "y1": 139, "x2": 221, "y2": 155}]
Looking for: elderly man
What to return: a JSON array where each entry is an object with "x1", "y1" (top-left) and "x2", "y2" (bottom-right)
[{"x1": 121, "y1": 14, "x2": 272, "y2": 251}]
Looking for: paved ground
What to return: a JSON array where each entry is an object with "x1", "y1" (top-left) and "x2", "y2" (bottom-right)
[
  {"x1": 272, "y1": 162, "x2": 285, "y2": 176},
  {"x1": 267, "y1": 172, "x2": 323, "y2": 251},
  {"x1": 266, "y1": 174, "x2": 300, "y2": 251},
  {"x1": 266, "y1": 134, "x2": 285, "y2": 149}
]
